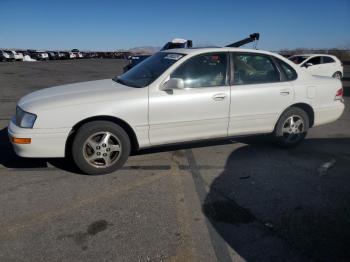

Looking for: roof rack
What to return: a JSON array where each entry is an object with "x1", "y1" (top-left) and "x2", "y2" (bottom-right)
[
  {"x1": 160, "y1": 38, "x2": 193, "y2": 51},
  {"x1": 225, "y1": 33, "x2": 260, "y2": 49}
]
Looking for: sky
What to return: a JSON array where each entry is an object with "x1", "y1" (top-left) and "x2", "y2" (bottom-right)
[{"x1": 1, "y1": 0, "x2": 350, "y2": 51}]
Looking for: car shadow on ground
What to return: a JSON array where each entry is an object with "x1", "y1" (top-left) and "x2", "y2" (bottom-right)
[
  {"x1": 0, "y1": 127, "x2": 242, "y2": 174},
  {"x1": 0, "y1": 127, "x2": 239, "y2": 174},
  {"x1": 1, "y1": 127, "x2": 350, "y2": 260},
  {"x1": 202, "y1": 137, "x2": 350, "y2": 261}
]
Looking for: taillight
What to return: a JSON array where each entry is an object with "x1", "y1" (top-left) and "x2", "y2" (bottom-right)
[{"x1": 335, "y1": 87, "x2": 343, "y2": 101}]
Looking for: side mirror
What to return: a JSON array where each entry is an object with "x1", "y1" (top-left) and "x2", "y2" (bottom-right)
[
  {"x1": 304, "y1": 62, "x2": 313, "y2": 68},
  {"x1": 160, "y1": 78, "x2": 184, "y2": 91}
]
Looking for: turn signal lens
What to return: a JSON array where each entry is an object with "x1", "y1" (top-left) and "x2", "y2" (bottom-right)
[{"x1": 11, "y1": 137, "x2": 31, "y2": 144}]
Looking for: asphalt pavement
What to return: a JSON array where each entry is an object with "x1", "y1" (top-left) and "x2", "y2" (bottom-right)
[{"x1": 0, "y1": 59, "x2": 349, "y2": 262}]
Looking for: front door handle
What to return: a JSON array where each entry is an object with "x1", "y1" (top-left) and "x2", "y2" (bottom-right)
[{"x1": 212, "y1": 93, "x2": 227, "y2": 101}]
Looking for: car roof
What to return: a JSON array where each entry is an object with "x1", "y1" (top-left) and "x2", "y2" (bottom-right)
[
  {"x1": 291, "y1": 54, "x2": 337, "y2": 58},
  {"x1": 161, "y1": 47, "x2": 301, "y2": 71},
  {"x1": 161, "y1": 47, "x2": 278, "y2": 56}
]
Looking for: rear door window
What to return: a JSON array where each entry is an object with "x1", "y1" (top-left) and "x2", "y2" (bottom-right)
[{"x1": 232, "y1": 53, "x2": 280, "y2": 85}]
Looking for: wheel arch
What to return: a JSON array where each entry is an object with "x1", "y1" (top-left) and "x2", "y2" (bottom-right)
[
  {"x1": 277, "y1": 102, "x2": 315, "y2": 128},
  {"x1": 333, "y1": 71, "x2": 342, "y2": 78},
  {"x1": 65, "y1": 115, "x2": 139, "y2": 157}
]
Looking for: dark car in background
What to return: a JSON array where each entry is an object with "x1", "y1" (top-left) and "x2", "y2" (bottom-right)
[
  {"x1": 123, "y1": 38, "x2": 193, "y2": 72},
  {"x1": 48, "y1": 51, "x2": 59, "y2": 60},
  {"x1": 123, "y1": 54, "x2": 151, "y2": 72}
]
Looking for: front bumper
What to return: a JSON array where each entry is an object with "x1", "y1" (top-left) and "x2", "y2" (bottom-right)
[{"x1": 8, "y1": 119, "x2": 71, "y2": 158}]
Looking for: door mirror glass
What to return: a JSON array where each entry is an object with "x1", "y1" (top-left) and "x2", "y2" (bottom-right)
[
  {"x1": 160, "y1": 78, "x2": 185, "y2": 91},
  {"x1": 305, "y1": 62, "x2": 313, "y2": 68}
]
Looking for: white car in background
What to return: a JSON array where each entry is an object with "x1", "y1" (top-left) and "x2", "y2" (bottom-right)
[
  {"x1": 23, "y1": 54, "x2": 37, "y2": 62},
  {"x1": 9, "y1": 50, "x2": 24, "y2": 61},
  {"x1": 35, "y1": 51, "x2": 49, "y2": 61},
  {"x1": 68, "y1": 52, "x2": 76, "y2": 59},
  {"x1": 5, "y1": 50, "x2": 15, "y2": 61},
  {"x1": 289, "y1": 54, "x2": 343, "y2": 79},
  {"x1": 0, "y1": 50, "x2": 11, "y2": 61},
  {"x1": 8, "y1": 48, "x2": 344, "y2": 175}
]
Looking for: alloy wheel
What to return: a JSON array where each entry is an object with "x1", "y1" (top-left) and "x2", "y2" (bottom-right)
[
  {"x1": 282, "y1": 115, "x2": 305, "y2": 144},
  {"x1": 82, "y1": 131, "x2": 122, "y2": 168}
]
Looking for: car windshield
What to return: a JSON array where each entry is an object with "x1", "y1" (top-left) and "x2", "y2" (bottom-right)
[
  {"x1": 289, "y1": 55, "x2": 309, "y2": 64},
  {"x1": 114, "y1": 52, "x2": 185, "y2": 88},
  {"x1": 130, "y1": 55, "x2": 150, "y2": 66}
]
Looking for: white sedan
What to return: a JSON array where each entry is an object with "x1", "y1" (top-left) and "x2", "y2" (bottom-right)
[
  {"x1": 289, "y1": 54, "x2": 343, "y2": 79},
  {"x1": 8, "y1": 48, "x2": 345, "y2": 175}
]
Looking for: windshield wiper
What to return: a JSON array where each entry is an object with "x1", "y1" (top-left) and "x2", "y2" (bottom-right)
[
  {"x1": 113, "y1": 77, "x2": 140, "y2": 88},
  {"x1": 113, "y1": 77, "x2": 127, "y2": 85}
]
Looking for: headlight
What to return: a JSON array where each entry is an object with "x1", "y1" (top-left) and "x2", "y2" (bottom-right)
[{"x1": 15, "y1": 106, "x2": 37, "y2": 128}]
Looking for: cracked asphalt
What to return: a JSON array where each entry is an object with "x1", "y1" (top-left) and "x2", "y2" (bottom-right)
[{"x1": 0, "y1": 59, "x2": 349, "y2": 261}]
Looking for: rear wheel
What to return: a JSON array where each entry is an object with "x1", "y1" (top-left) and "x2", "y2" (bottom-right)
[
  {"x1": 72, "y1": 121, "x2": 131, "y2": 175},
  {"x1": 273, "y1": 107, "x2": 309, "y2": 147},
  {"x1": 332, "y1": 71, "x2": 342, "y2": 79}
]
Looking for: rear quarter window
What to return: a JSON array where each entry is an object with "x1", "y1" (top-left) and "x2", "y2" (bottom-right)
[
  {"x1": 276, "y1": 59, "x2": 297, "y2": 81},
  {"x1": 322, "y1": 56, "x2": 335, "y2": 64},
  {"x1": 306, "y1": 56, "x2": 321, "y2": 65}
]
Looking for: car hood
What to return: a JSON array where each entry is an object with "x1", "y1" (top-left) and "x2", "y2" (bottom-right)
[{"x1": 18, "y1": 79, "x2": 129, "y2": 112}]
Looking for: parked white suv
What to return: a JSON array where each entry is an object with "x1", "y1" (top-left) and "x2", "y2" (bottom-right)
[
  {"x1": 289, "y1": 54, "x2": 343, "y2": 79},
  {"x1": 8, "y1": 48, "x2": 344, "y2": 175}
]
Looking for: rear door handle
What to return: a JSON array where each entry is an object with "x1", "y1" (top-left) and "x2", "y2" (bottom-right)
[
  {"x1": 280, "y1": 90, "x2": 290, "y2": 96},
  {"x1": 212, "y1": 93, "x2": 227, "y2": 101}
]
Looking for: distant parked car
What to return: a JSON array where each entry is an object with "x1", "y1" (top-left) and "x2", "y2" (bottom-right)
[
  {"x1": 160, "y1": 38, "x2": 193, "y2": 51},
  {"x1": 22, "y1": 54, "x2": 37, "y2": 62},
  {"x1": 47, "y1": 52, "x2": 59, "y2": 60},
  {"x1": 124, "y1": 38, "x2": 193, "y2": 72},
  {"x1": 36, "y1": 51, "x2": 49, "y2": 61},
  {"x1": 289, "y1": 54, "x2": 343, "y2": 79},
  {"x1": 68, "y1": 52, "x2": 76, "y2": 59},
  {"x1": 27, "y1": 50, "x2": 49, "y2": 61},
  {"x1": 0, "y1": 50, "x2": 11, "y2": 61},
  {"x1": 71, "y1": 49, "x2": 83, "y2": 59},
  {"x1": 10, "y1": 50, "x2": 24, "y2": 61},
  {"x1": 82, "y1": 52, "x2": 91, "y2": 58},
  {"x1": 4, "y1": 50, "x2": 15, "y2": 61},
  {"x1": 58, "y1": 52, "x2": 70, "y2": 60},
  {"x1": 123, "y1": 55, "x2": 151, "y2": 72}
]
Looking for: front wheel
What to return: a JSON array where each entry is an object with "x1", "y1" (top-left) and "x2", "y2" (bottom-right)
[
  {"x1": 273, "y1": 107, "x2": 309, "y2": 148},
  {"x1": 72, "y1": 121, "x2": 131, "y2": 175}
]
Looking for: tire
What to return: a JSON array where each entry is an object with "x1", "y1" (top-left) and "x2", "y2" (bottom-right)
[
  {"x1": 332, "y1": 72, "x2": 342, "y2": 80},
  {"x1": 273, "y1": 107, "x2": 309, "y2": 148},
  {"x1": 72, "y1": 121, "x2": 131, "y2": 175}
]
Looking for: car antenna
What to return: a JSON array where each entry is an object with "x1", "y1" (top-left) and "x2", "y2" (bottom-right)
[{"x1": 225, "y1": 33, "x2": 260, "y2": 49}]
